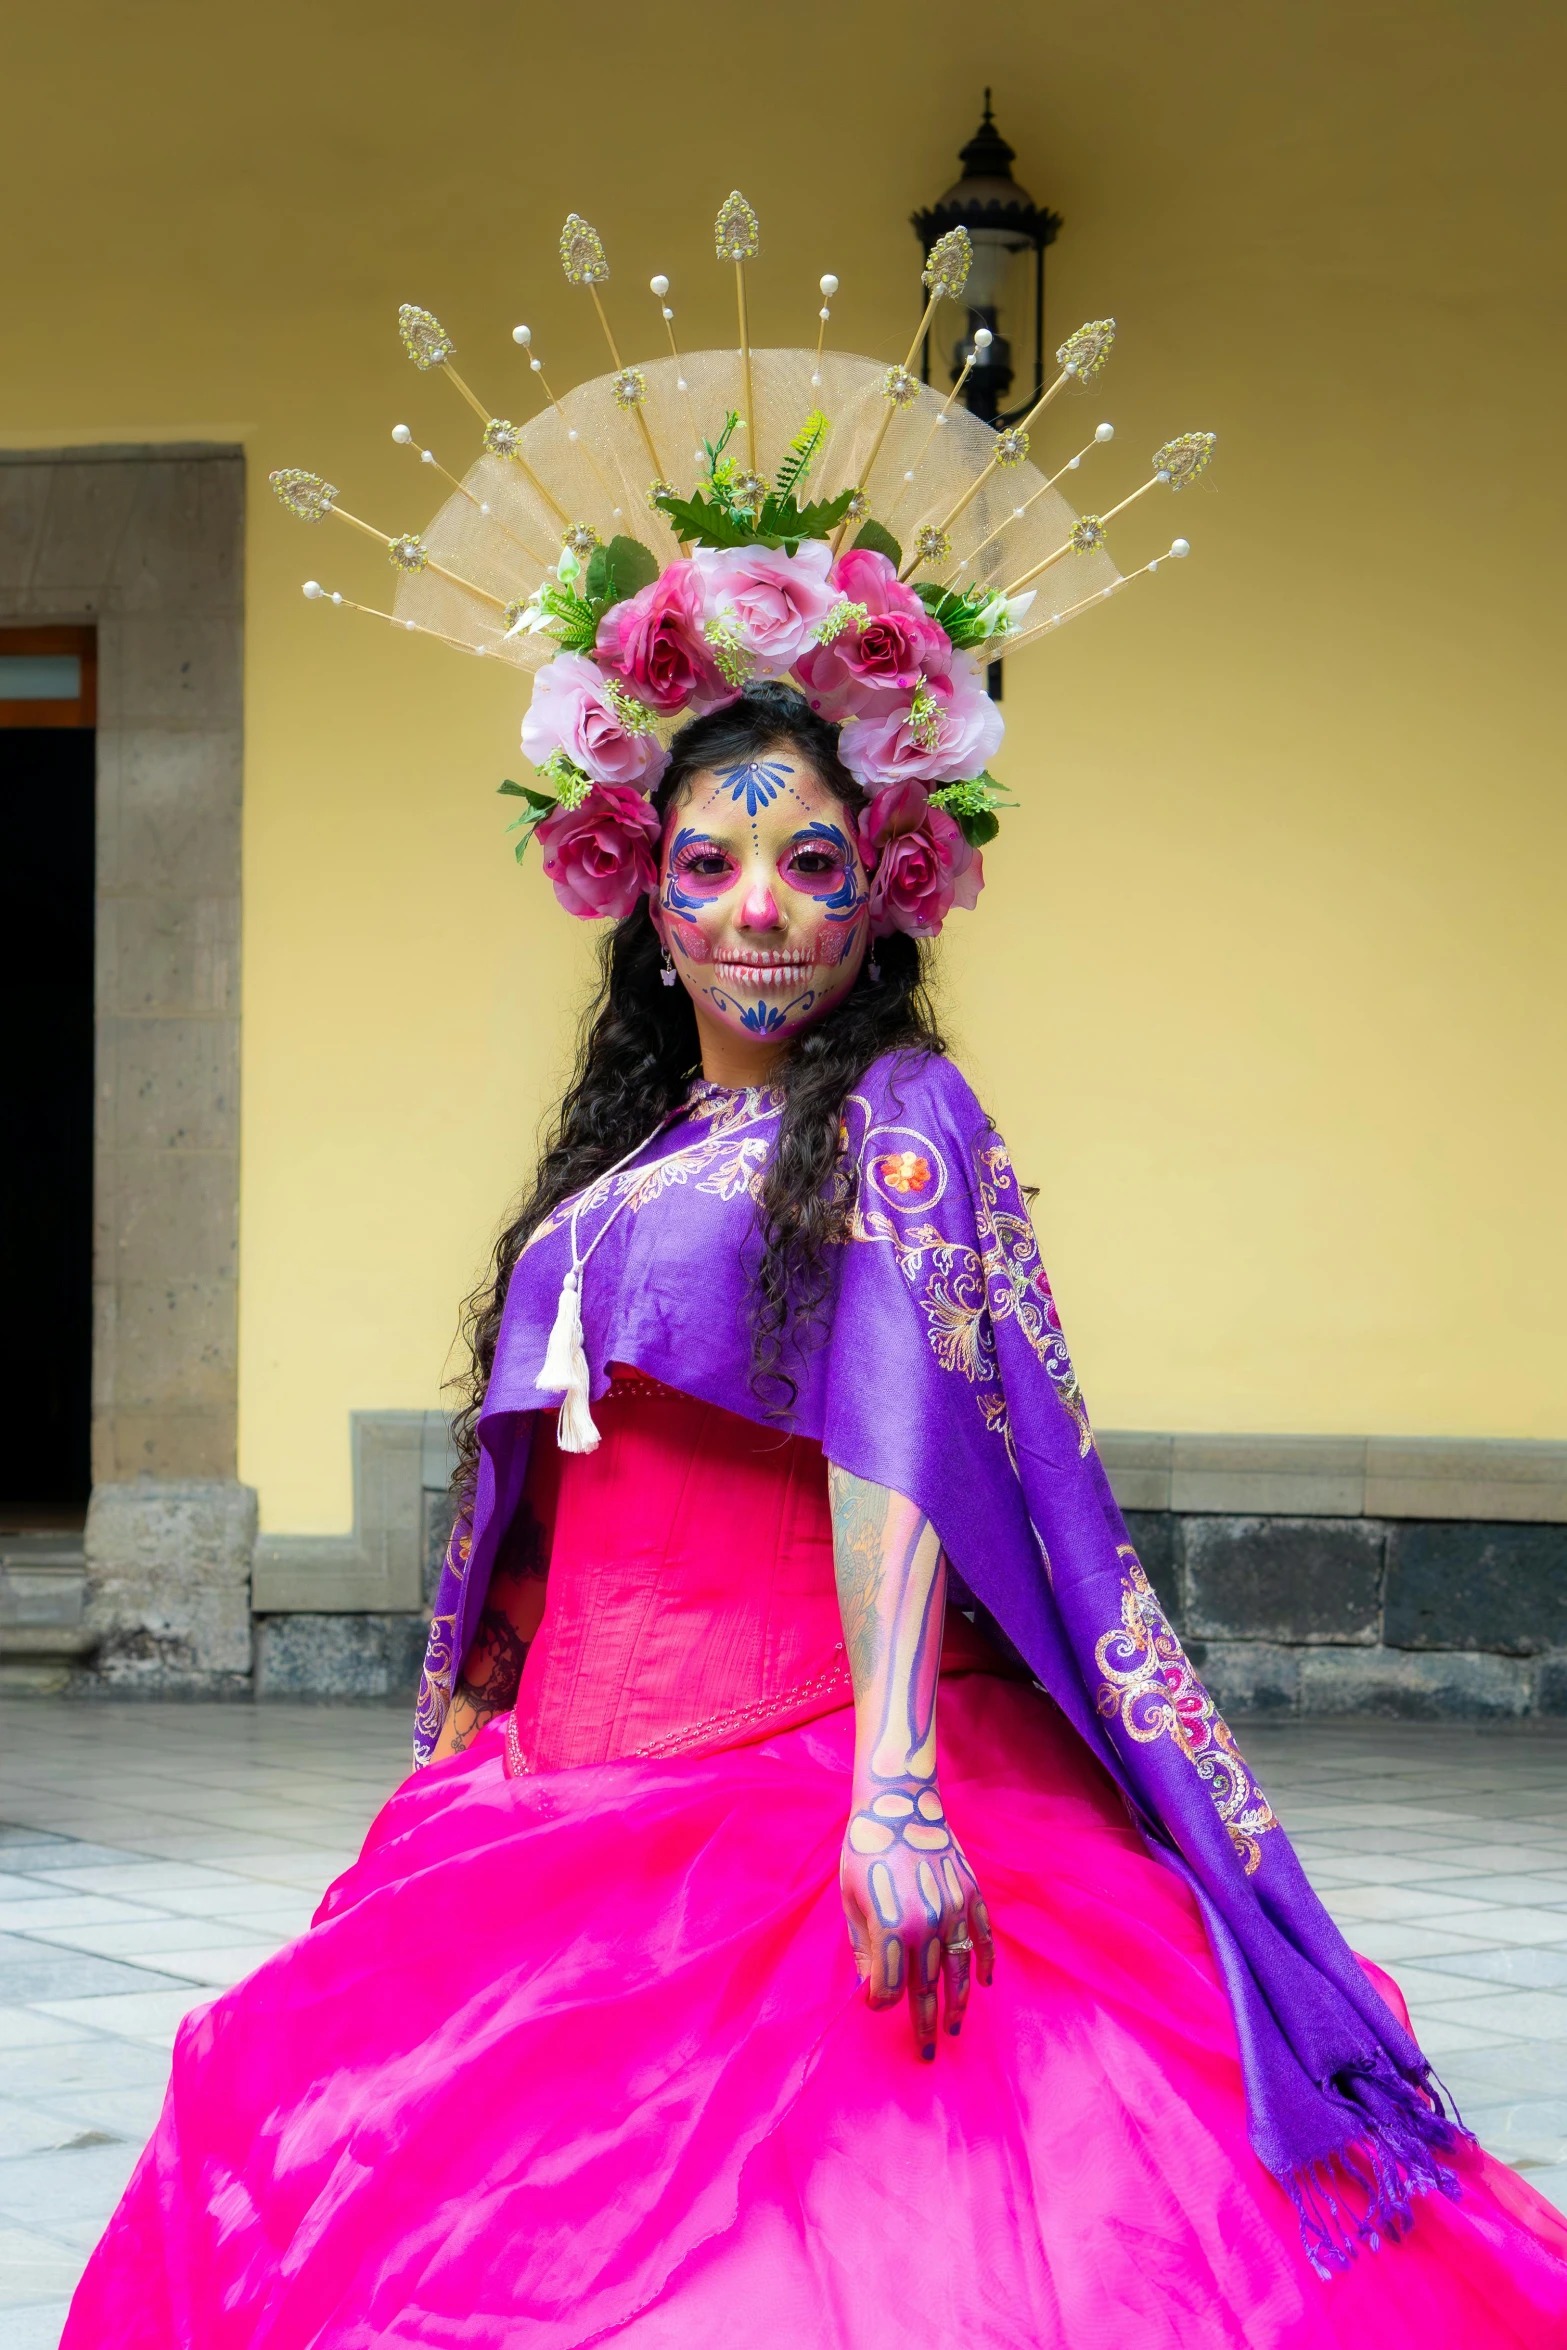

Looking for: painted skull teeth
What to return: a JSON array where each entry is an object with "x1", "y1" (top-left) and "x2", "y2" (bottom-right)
[{"x1": 713, "y1": 955, "x2": 816, "y2": 987}]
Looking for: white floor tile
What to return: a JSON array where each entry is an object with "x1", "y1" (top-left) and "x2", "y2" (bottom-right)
[
  {"x1": 0, "y1": 2012, "x2": 90, "y2": 2051},
  {"x1": 13, "y1": 1917, "x2": 279, "y2": 1962},
  {"x1": 29, "y1": 1987, "x2": 212, "y2": 2045}
]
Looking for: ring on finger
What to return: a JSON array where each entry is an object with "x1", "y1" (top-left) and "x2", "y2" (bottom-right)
[{"x1": 945, "y1": 1933, "x2": 974, "y2": 1955}]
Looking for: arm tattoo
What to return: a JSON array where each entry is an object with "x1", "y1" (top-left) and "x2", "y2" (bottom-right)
[
  {"x1": 444, "y1": 1499, "x2": 550, "y2": 1753},
  {"x1": 455, "y1": 1606, "x2": 531, "y2": 1713},
  {"x1": 829, "y1": 1466, "x2": 889, "y2": 1685}
]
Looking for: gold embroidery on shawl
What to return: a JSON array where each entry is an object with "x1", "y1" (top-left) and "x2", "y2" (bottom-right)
[
  {"x1": 414, "y1": 1606, "x2": 457, "y2": 1760},
  {"x1": 1094, "y1": 1548, "x2": 1278, "y2": 1874},
  {"x1": 841, "y1": 1104, "x2": 1092, "y2": 1458},
  {"x1": 522, "y1": 1092, "x2": 779, "y2": 1251},
  {"x1": 973, "y1": 1141, "x2": 1092, "y2": 1454}
]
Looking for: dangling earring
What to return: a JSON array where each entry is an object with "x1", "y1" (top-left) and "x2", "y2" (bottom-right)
[
  {"x1": 868, "y1": 956, "x2": 882, "y2": 986},
  {"x1": 660, "y1": 946, "x2": 677, "y2": 988}
]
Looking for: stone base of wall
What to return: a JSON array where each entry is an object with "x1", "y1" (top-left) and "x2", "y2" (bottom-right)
[
  {"x1": 39, "y1": 1471, "x2": 1567, "y2": 1718},
  {"x1": 77, "y1": 1480, "x2": 257, "y2": 1694},
  {"x1": 1129, "y1": 1510, "x2": 1567, "y2": 1718},
  {"x1": 1188, "y1": 1638, "x2": 1566, "y2": 1719},
  {"x1": 253, "y1": 1612, "x2": 427, "y2": 1702}
]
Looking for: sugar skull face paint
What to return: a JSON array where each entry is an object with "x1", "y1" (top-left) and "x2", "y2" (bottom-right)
[{"x1": 654, "y1": 752, "x2": 871, "y2": 1050}]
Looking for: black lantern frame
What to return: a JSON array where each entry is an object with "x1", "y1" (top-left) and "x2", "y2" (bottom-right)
[{"x1": 911, "y1": 95, "x2": 1062, "y2": 428}]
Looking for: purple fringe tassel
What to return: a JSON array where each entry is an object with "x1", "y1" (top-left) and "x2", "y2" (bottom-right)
[{"x1": 1284, "y1": 2056, "x2": 1471, "y2": 2280}]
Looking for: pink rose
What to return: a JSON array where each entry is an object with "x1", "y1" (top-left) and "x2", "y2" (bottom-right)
[
  {"x1": 536, "y1": 783, "x2": 661, "y2": 921},
  {"x1": 520, "y1": 653, "x2": 670, "y2": 793},
  {"x1": 857, "y1": 780, "x2": 983, "y2": 939},
  {"x1": 594, "y1": 562, "x2": 729, "y2": 717},
  {"x1": 795, "y1": 547, "x2": 952, "y2": 717},
  {"x1": 691, "y1": 541, "x2": 839, "y2": 679},
  {"x1": 838, "y1": 664, "x2": 1004, "y2": 791}
]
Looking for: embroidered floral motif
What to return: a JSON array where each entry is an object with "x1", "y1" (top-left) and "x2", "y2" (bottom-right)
[
  {"x1": 414, "y1": 1520, "x2": 474, "y2": 1760},
  {"x1": 1095, "y1": 1549, "x2": 1278, "y2": 1874},
  {"x1": 862, "y1": 1124, "x2": 949, "y2": 1209},
  {"x1": 413, "y1": 1604, "x2": 457, "y2": 1757},
  {"x1": 876, "y1": 1150, "x2": 932, "y2": 1195},
  {"x1": 619, "y1": 1131, "x2": 770, "y2": 1210},
  {"x1": 523, "y1": 1092, "x2": 779, "y2": 1251},
  {"x1": 973, "y1": 1139, "x2": 1091, "y2": 1455},
  {"x1": 978, "y1": 1390, "x2": 1019, "y2": 1474},
  {"x1": 842, "y1": 1102, "x2": 1091, "y2": 1459}
]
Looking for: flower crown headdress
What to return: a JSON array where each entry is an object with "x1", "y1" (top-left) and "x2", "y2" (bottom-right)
[{"x1": 273, "y1": 196, "x2": 1214, "y2": 939}]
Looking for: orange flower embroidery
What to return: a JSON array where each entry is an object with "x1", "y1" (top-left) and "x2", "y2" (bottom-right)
[{"x1": 877, "y1": 1150, "x2": 932, "y2": 1196}]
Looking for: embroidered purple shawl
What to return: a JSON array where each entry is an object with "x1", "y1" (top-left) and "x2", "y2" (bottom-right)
[{"x1": 418, "y1": 1049, "x2": 1464, "y2": 2268}]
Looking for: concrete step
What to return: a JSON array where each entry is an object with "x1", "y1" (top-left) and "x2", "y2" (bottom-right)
[{"x1": 0, "y1": 1545, "x2": 96, "y2": 1681}]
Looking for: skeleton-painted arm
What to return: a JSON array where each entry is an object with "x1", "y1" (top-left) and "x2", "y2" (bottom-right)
[{"x1": 830, "y1": 1465, "x2": 995, "y2": 2058}]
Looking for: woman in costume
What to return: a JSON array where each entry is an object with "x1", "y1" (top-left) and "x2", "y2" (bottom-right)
[{"x1": 67, "y1": 203, "x2": 1567, "y2": 2346}]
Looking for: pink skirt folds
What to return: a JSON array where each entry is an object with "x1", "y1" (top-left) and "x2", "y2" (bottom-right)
[{"x1": 63, "y1": 1379, "x2": 1567, "y2": 2348}]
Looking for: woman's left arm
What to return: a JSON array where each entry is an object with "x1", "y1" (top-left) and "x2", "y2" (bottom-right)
[
  {"x1": 428, "y1": 1499, "x2": 550, "y2": 1761},
  {"x1": 830, "y1": 1464, "x2": 995, "y2": 2059}
]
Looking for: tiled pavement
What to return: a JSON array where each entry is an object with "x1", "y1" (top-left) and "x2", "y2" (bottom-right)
[{"x1": 1, "y1": 1707, "x2": 1565, "y2": 2344}]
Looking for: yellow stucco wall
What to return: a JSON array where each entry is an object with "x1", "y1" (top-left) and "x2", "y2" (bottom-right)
[{"x1": 8, "y1": 1, "x2": 1565, "y2": 1530}]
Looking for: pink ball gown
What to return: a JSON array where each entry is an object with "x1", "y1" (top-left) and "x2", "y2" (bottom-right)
[{"x1": 64, "y1": 1373, "x2": 1567, "y2": 2346}]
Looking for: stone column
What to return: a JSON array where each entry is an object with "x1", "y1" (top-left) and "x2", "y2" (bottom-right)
[{"x1": 1, "y1": 444, "x2": 253, "y2": 1690}]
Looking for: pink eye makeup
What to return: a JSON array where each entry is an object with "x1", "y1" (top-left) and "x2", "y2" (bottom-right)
[
  {"x1": 779, "y1": 822, "x2": 866, "y2": 914},
  {"x1": 664, "y1": 828, "x2": 740, "y2": 913}
]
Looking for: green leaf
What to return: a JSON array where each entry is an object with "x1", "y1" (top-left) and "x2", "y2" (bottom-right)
[
  {"x1": 784, "y1": 487, "x2": 855, "y2": 539},
  {"x1": 530, "y1": 580, "x2": 602, "y2": 653},
  {"x1": 912, "y1": 578, "x2": 1000, "y2": 650},
  {"x1": 654, "y1": 489, "x2": 755, "y2": 549},
  {"x1": 775, "y1": 409, "x2": 829, "y2": 502},
  {"x1": 954, "y1": 807, "x2": 1000, "y2": 847},
  {"x1": 498, "y1": 778, "x2": 529, "y2": 797},
  {"x1": 585, "y1": 534, "x2": 659, "y2": 609},
  {"x1": 852, "y1": 518, "x2": 903, "y2": 567},
  {"x1": 610, "y1": 534, "x2": 658, "y2": 598}
]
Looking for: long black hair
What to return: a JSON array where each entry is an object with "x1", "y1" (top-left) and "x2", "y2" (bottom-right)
[{"x1": 451, "y1": 681, "x2": 947, "y2": 1500}]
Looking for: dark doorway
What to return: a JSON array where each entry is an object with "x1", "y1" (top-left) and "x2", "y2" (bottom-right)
[{"x1": 0, "y1": 627, "x2": 97, "y2": 1527}]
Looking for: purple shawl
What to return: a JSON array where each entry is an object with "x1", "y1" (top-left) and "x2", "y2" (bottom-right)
[{"x1": 418, "y1": 1049, "x2": 1465, "y2": 2269}]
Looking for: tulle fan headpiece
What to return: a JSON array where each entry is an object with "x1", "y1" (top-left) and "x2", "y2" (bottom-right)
[{"x1": 273, "y1": 198, "x2": 1214, "y2": 937}]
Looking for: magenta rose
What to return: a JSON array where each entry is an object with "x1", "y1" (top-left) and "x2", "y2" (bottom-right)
[
  {"x1": 795, "y1": 547, "x2": 953, "y2": 717},
  {"x1": 520, "y1": 653, "x2": 669, "y2": 793},
  {"x1": 838, "y1": 663, "x2": 1004, "y2": 791},
  {"x1": 856, "y1": 779, "x2": 983, "y2": 939},
  {"x1": 594, "y1": 562, "x2": 729, "y2": 718},
  {"x1": 536, "y1": 783, "x2": 661, "y2": 921},
  {"x1": 692, "y1": 540, "x2": 838, "y2": 679}
]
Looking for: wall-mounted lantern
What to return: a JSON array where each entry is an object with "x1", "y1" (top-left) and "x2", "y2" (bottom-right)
[{"x1": 911, "y1": 93, "x2": 1062, "y2": 425}]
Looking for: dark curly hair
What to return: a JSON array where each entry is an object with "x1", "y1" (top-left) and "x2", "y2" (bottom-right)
[{"x1": 450, "y1": 681, "x2": 947, "y2": 1501}]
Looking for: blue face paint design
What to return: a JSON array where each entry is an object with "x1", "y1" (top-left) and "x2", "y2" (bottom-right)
[
  {"x1": 784, "y1": 821, "x2": 869, "y2": 921},
  {"x1": 707, "y1": 985, "x2": 818, "y2": 1036},
  {"x1": 715, "y1": 759, "x2": 796, "y2": 817},
  {"x1": 662, "y1": 826, "x2": 736, "y2": 919}
]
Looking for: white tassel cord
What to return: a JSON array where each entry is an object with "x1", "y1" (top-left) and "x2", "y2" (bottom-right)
[
  {"x1": 538, "y1": 1269, "x2": 594, "y2": 1450},
  {"x1": 534, "y1": 1115, "x2": 681, "y2": 1453}
]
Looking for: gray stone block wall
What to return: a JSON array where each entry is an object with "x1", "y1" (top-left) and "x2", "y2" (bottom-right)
[
  {"x1": 253, "y1": 1613, "x2": 429, "y2": 1704},
  {"x1": 1127, "y1": 1511, "x2": 1567, "y2": 1720}
]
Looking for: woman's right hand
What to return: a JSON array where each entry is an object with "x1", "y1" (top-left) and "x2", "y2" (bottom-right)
[{"x1": 839, "y1": 1773, "x2": 995, "y2": 2059}]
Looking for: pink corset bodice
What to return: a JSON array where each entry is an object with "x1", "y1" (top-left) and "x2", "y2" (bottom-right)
[{"x1": 507, "y1": 1367, "x2": 1012, "y2": 1775}]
